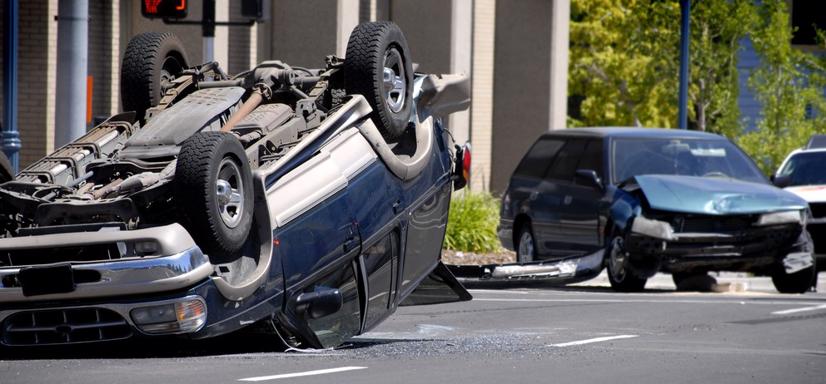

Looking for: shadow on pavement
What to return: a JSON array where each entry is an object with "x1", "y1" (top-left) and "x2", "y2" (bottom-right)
[{"x1": 0, "y1": 330, "x2": 287, "y2": 360}]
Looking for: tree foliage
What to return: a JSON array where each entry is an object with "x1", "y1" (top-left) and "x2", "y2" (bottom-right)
[
  {"x1": 569, "y1": 0, "x2": 826, "y2": 174},
  {"x1": 738, "y1": 0, "x2": 826, "y2": 174}
]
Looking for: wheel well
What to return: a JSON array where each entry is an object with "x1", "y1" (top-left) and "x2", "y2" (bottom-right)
[{"x1": 512, "y1": 214, "x2": 531, "y2": 248}]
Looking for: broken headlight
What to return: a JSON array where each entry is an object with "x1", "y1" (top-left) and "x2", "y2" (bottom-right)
[{"x1": 755, "y1": 210, "x2": 803, "y2": 226}]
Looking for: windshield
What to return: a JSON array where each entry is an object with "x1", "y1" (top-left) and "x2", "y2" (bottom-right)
[
  {"x1": 612, "y1": 138, "x2": 766, "y2": 184},
  {"x1": 778, "y1": 151, "x2": 826, "y2": 186}
]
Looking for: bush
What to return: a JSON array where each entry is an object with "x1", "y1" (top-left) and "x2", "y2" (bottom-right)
[{"x1": 443, "y1": 191, "x2": 501, "y2": 253}]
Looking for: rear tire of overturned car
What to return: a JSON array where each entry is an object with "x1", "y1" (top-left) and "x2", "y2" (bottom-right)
[
  {"x1": 344, "y1": 21, "x2": 413, "y2": 140},
  {"x1": 121, "y1": 32, "x2": 189, "y2": 121},
  {"x1": 175, "y1": 132, "x2": 254, "y2": 259},
  {"x1": 607, "y1": 236, "x2": 648, "y2": 292}
]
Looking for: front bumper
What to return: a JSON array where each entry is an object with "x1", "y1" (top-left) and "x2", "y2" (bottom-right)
[
  {"x1": 624, "y1": 221, "x2": 808, "y2": 275},
  {"x1": 0, "y1": 224, "x2": 213, "y2": 302}
]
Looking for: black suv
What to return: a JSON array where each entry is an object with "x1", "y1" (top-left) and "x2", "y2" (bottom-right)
[{"x1": 498, "y1": 128, "x2": 814, "y2": 293}]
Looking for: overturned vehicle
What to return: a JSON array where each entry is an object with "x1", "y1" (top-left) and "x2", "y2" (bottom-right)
[
  {"x1": 459, "y1": 128, "x2": 815, "y2": 294},
  {"x1": 0, "y1": 22, "x2": 472, "y2": 348}
]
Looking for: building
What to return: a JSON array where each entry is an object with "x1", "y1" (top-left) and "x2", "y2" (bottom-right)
[{"x1": 0, "y1": 0, "x2": 572, "y2": 194}]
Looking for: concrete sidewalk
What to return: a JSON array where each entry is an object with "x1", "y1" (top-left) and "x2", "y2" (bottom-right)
[{"x1": 572, "y1": 271, "x2": 826, "y2": 294}]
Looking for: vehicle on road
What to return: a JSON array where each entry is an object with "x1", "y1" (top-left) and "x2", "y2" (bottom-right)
[
  {"x1": 774, "y1": 146, "x2": 826, "y2": 271},
  {"x1": 0, "y1": 22, "x2": 472, "y2": 348},
  {"x1": 490, "y1": 128, "x2": 814, "y2": 293}
]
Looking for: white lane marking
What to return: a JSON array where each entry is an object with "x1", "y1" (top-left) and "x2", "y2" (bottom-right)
[
  {"x1": 238, "y1": 366, "x2": 367, "y2": 382},
  {"x1": 474, "y1": 298, "x2": 826, "y2": 306},
  {"x1": 771, "y1": 304, "x2": 826, "y2": 315},
  {"x1": 549, "y1": 334, "x2": 638, "y2": 347}
]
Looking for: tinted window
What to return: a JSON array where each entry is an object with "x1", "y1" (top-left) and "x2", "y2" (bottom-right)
[
  {"x1": 576, "y1": 140, "x2": 604, "y2": 179},
  {"x1": 514, "y1": 138, "x2": 564, "y2": 178},
  {"x1": 778, "y1": 151, "x2": 826, "y2": 186},
  {"x1": 546, "y1": 139, "x2": 587, "y2": 182}
]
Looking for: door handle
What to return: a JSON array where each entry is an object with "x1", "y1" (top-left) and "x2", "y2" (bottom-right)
[{"x1": 343, "y1": 236, "x2": 358, "y2": 253}]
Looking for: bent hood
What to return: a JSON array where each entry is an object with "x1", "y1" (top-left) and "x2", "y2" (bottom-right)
[
  {"x1": 634, "y1": 175, "x2": 807, "y2": 215},
  {"x1": 785, "y1": 185, "x2": 826, "y2": 203}
]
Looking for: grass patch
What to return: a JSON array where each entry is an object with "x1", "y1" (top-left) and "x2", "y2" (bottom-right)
[{"x1": 444, "y1": 191, "x2": 501, "y2": 253}]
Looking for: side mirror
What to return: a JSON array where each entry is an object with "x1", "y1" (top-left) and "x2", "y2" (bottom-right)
[
  {"x1": 575, "y1": 169, "x2": 604, "y2": 191},
  {"x1": 295, "y1": 287, "x2": 343, "y2": 320},
  {"x1": 771, "y1": 174, "x2": 791, "y2": 188}
]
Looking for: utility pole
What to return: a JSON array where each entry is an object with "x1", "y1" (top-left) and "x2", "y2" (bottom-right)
[
  {"x1": 55, "y1": 0, "x2": 89, "y2": 146},
  {"x1": 202, "y1": 0, "x2": 216, "y2": 62},
  {"x1": 2, "y1": 0, "x2": 20, "y2": 172},
  {"x1": 678, "y1": 0, "x2": 690, "y2": 130}
]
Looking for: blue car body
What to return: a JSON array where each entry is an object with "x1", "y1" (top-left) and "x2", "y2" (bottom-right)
[{"x1": 461, "y1": 128, "x2": 815, "y2": 293}]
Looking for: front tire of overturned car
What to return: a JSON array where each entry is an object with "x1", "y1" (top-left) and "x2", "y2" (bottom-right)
[
  {"x1": 607, "y1": 235, "x2": 648, "y2": 292},
  {"x1": 344, "y1": 21, "x2": 414, "y2": 140},
  {"x1": 175, "y1": 132, "x2": 254, "y2": 260}
]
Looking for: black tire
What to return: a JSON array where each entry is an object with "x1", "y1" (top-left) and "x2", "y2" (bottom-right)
[
  {"x1": 0, "y1": 152, "x2": 13, "y2": 183},
  {"x1": 515, "y1": 223, "x2": 536, "y2": 263},
  {"x1": 606, "y1": 235, "x2": 647, "y2": 292},
  {"x1": 772, "y1": 263, "x2": 816, "y2": 294},
  {"x1": 121, "y1": 32, "x2": 189, "y2": 120},
  {"x1": 175, "y1": 132, "x2": 253, "y2": 259},
  {"x1": 344, "y1": 22, "x2": 413, "y2": 140}
]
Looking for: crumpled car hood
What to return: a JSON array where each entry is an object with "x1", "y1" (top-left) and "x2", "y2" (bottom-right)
[{"x1": 634, "y1": 175, "x2": 807, "y2": 215}]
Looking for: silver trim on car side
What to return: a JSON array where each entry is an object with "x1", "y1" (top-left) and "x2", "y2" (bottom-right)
[
  {"x1": 0, "y1": 247, "x2": 212, "y2": 302},
  {"x1": 0, "y1": 223, "x2": 197, "y2": 256}
]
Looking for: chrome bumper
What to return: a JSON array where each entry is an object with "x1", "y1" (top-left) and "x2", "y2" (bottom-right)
[{"x1": 0, "y1": 224, "x2": 214, "y2": 302}]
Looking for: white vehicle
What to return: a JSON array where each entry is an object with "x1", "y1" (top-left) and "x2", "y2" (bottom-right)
[{"x1": 774, "y1": 146, "x2": 826, "y2": 271}]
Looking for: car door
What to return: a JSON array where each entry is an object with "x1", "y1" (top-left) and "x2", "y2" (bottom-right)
[
  {"x1": 562, "y1": 139, "x2": 604, "y2": 255},
  {"x1": 508, "y1": 138, "x2": 565, "y2": 258},
  {"x1": 540, "y1": 138, "x2": 588, "y2": 258}
]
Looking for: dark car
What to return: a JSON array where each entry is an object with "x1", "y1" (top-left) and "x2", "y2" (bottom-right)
[
  {"x1": 0, "y1": 23, "x2": 472, "y2": 349},
  {"x1": 497, "y1": 128, "x2": 815, "y2": 293}
]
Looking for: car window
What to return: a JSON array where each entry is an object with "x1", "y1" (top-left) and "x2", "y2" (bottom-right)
[
  {"x1": 513, "y1": 138, "x2": 564, "y2": 178},
  {"x1": 611, "y1": 138, "x2": 766, "y2": 184},
  {"x1": 576, "y1": 139, "x2": 604, "y2": 180},
  {"x1": 545, "y1": 139, "x2": 587, "y2": 182},
  {"x1": 778, "y1": 151, "x2": 826, "y2": 186}
]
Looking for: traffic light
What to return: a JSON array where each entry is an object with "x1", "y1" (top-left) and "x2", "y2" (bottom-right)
[{"x1": 141, "y1": 0, "x2": 188, "y2": 19}]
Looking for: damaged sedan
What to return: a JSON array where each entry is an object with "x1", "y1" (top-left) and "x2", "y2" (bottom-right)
[
  {"x1": 0, "y1": 22, "x2": 472, "y2": 348},
  {"x1": 490, "y1": 128, "x2": 814, "y2": 293}
]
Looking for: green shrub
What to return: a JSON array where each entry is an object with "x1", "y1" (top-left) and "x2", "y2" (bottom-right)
[{"x1": 443, "y1": 191, "x2": 501, "y2": 253}]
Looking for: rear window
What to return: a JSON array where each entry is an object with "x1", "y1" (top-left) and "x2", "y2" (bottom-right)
[
  {"x1": 546, "y1": 139, "x2": 587, "y2": 182},
  {"x1": 514, "y1": 138, "x2": 564, "y2": 178}
]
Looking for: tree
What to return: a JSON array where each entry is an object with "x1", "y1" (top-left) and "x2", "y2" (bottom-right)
[
  {"x1": 738, "y1": 0, "x2": 826, "y2": 174},
  {"x1": 568, "y1": 0, "x2": 753, "y2": 136},
  {"x1": 568, "y1": 0, "x2": 679, "y2": 128}
]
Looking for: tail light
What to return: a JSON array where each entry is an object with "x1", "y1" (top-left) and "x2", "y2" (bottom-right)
[{"x1": 454, "y1": 142, "x2": 471, "y2": 190}]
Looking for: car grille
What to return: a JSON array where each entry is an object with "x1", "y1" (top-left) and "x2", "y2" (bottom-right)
[
  {"x1": 810, "y1": 203, "x2": 826, "y2": 219},
  {"x1": 2, "y1": 308, "x2": 132, "y2": 346},
  {"x1": 0, "y1": 243, "x2": 123, "y2": 268}
]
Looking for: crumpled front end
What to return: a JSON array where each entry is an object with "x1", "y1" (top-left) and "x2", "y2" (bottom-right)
[{"x1": 623, "y1": 211, "x2": 812, "y2": 276}]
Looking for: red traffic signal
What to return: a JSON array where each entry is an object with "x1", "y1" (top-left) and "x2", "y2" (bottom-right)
[{"x1": 141, "y1": 0, "x2": 188, "y2": 19}]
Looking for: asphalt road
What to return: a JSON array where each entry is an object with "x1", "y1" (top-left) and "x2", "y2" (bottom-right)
[{"x1": 2, "y1": 274, "x2": 825, "y2": 384}]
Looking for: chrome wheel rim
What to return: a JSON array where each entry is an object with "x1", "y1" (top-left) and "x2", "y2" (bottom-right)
[
  {"x1": 608, "y1": 237, "x2": 627, "y2": 282},
  {"x1": 216, "y1": 158, "x2": 244, "y2": 228},
  {"x1": 517, "y1": 230, "x2": 535, "y2": 263},
  {"x1": 382, "y1": 48, "x2": 406, "y2": 113}
]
